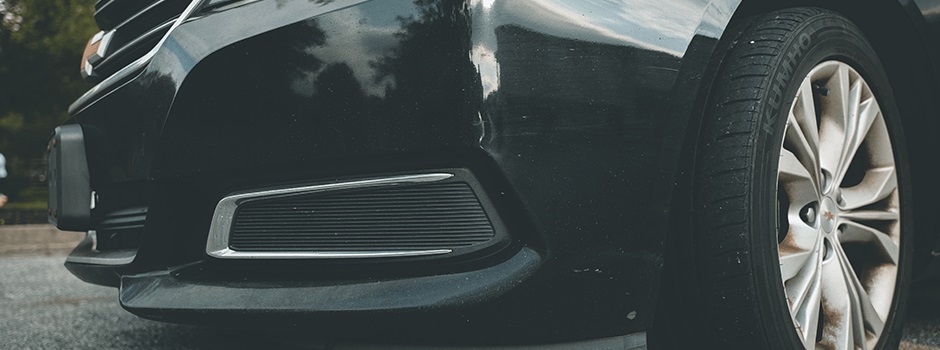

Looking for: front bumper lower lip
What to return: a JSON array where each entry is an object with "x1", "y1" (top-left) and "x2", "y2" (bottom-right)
[{"x1": 120, "y1": 247, "x2": 541, "y2": 314}]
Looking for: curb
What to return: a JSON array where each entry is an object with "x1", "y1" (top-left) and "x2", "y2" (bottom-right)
[{"x1": 0, "y1": 224, "x2": 84, "y2": 256}]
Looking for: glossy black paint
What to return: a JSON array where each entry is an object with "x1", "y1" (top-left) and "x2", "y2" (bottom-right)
[
  {"x1": 913, "y1": 0, "x2": 940, "y2": 71},
  {"x1": 61, "y1": 0, "x2": 940, "y2": 344}
]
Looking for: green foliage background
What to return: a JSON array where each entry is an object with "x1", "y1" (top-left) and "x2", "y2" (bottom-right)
[{"x1": 0, "y1": 0, "x2": 97, "y2": 208}]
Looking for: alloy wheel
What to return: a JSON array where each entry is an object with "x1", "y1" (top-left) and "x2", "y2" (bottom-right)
[{"x1": 777, "y1": 61, "x2": 901, "y2": 350}]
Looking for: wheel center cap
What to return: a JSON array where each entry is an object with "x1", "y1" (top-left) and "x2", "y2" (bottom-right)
[{"x1": 820, "y1": 197, "x2": 837, "y2": 233}]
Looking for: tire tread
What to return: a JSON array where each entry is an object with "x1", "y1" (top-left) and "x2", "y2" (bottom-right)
[{"x1": 692, "y1": 7, "x2": 832, "y2": 349}]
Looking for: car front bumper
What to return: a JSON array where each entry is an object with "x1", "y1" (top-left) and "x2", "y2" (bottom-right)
[{"x1": 56, "y1": 0, "x2": 741, "y2": 344}]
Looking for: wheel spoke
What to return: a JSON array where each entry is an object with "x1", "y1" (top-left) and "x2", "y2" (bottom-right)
[
  {"x1": 779, "y1": 148, "x2": 818, "y2": 207},
  {"x1": 787, "y1": 258, "x2": 822, "y2": 349},
  {"x1": 835, "y1": 244, "x2": 885, "y2": 345},
  {"x1": 839, "y1": 209, "x2": 899, "y2": 222},
  {"x1": 830, "y1": 63, "x2": 852, "y2": 125},
  {"x1": 785, "y1": 116, "x2": 820, "y2": 189},
  {"x1": 819, "y1": 65, "x2": 850, "y2": 186},
  {"x1": 778, "y1": 219, "x2": 821, "y2": 254},
  {"x1": 840, "y1": 167, "x2": 897, "y2": 210},
  {"x1": 779, "y1": 148, "x2": 815, "y2": 183},
  {"x1": 820, "y1": 254, "x2": 853, "y2": 350},
  {"x1": 785, "y1": 77, "x2": 821, "y2": 189},
  {"x1": 796, "y1": 277, "x2": 822, "y2": 350},
  {"x1": 794, "y1": 77, "x2": 821, "y2": 152},
  {"x1": 839, "y1": 220, "x2": 899, "y2": 265},
  {"x1": 818, "y1": 65, "x2": 882, "y2": 188},
  {"x1": 836, "y1": 97, "x2": 880, "y2": 189},
  {"x1": 782, "y1": 236, "x2": 823, "y2": 348},
  {"x1": 833, "y1": 80, "x2": 865, "y2": 182},
  {"x1": 780, "y1": 249, "x2": 814, "y2": 282}
]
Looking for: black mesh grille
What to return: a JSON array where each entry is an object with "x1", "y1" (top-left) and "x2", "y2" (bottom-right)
[
  {"x1": 229, "y1": 183, "x2": 496, "y2": 252},
  {"x1": 95, "y1": 0, "x2": 165, "y2": 30}
]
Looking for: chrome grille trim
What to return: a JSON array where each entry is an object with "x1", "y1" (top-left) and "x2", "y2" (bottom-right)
[
  {"x1": 69, "y1": 0, "x2": 209, "y2": 114},
  {"x1": 94, "y1": 19, "x2": 174, "y2": 71},
  {"x1": 205, "y1": 173, "x2": 457, "y2": 260}
]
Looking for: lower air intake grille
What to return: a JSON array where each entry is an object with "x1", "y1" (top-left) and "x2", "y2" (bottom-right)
[
  {"x1": 95, "y1": 206, "x2": 147, "y2": 251},
  {"x1": 228, "y1": 182, "x2": 496, "y2": 252}
]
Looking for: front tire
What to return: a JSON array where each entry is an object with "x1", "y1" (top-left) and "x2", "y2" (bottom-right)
[{"x1": 692, "y1": 8, "x2": 912, "y2": 349}]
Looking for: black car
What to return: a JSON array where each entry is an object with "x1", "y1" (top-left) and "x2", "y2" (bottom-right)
[{"x1": 48, "y1": 0, "x2": 940, "y2": 349}]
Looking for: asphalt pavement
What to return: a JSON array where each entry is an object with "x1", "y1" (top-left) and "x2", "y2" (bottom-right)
[{"x1": 1, "y1": 225, "x2": 939, "y2": 349}]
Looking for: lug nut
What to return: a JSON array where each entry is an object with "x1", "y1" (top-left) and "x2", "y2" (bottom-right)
[{"x1": 802, "y1": 206, "x2": 816, "y2": 224}]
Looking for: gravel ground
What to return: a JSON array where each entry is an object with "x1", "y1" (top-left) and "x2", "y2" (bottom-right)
[
  {"x1": 0, "y1": 254, "x2": 236, "y2": 350},
  {"x1": 0, "y1": 226, "x2": 938, "y2": 349},
  {"x1": 904, "y1": 285, "x2": 940, "y2": 350}
]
